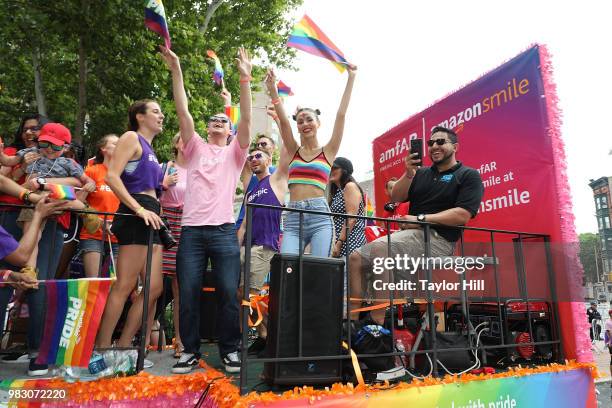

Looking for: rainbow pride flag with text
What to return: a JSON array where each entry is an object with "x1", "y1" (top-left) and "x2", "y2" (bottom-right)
[{"x1": 36, "y1": 279, "x2": 112, "y2": 367}]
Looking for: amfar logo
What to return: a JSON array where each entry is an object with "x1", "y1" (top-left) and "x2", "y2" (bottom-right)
[{"x1": 378, "y1": 132, "x2": 418, "y2": 164}]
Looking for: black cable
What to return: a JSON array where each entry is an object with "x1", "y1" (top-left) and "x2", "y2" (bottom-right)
[{"x1": 193, "y1": 376, "x2": 226, "y2": 408}]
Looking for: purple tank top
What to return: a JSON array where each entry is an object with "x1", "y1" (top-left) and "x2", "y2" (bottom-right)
[
  {"x1": 245, "y1": 175, "x2": 282, "y2": 251},
  {"x1": 120, "y1": 134, "x2": 163, "y2": 195}
]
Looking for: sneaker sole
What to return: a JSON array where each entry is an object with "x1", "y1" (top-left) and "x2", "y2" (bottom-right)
[
  {"x1": 171, "y1": 366, "x2": 196, "y2": 374},
  {"x1": 27, "y1": 369, "x2": 49, "y2": 377},
  {"x1": 2, "y1": 357, "x2": 29, "y2": 364},
  {"x1": 224, "y1": 365, "x2": 241, "y2": 373}
]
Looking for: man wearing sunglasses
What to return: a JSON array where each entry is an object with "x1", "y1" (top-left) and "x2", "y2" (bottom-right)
[
  {"x1": 169, "y1": 47, "x2": 253, "y2": 374},
  {"x1": 235, "y1": 146, "x2": 289, "y2": 355},
  {"x1": 348, "y1": 126, "x2": 484, "y2": 324},
  {"x1": 236, "y1": 134, "x2": 278, "y2": 228}
]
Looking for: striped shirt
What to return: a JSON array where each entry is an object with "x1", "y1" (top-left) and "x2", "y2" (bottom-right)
[{"x1": 288, "y1": 148, "x2": 331, "y2": 191}]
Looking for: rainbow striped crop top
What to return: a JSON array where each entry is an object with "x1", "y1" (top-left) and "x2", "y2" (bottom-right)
[{"x1": 288, "y1": 148, "x2": 332, "y2": 191}]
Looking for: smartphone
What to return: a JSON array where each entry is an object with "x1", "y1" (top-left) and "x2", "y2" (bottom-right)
[
  {"x1": 168, "y1": 166, "x2": 177, "y2": 175},
  {"x1": 410, "y1": 138, "x2": 423, "y2": 166}
]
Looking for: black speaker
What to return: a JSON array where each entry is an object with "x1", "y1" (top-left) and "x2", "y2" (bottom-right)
[
  {"x1": 200, "y1": 269, "x2": 218, "y2": 341},
  {"x1": 263, "y1": 254, "x2": 345, "y2": 386}
]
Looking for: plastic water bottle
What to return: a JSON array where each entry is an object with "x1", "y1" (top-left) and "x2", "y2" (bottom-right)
[
  {"x1": 88, "y1": 352, "x2": 108, "y2": 375},
  {"x1": 395, "y1": 339, "x2": 406, "y2": 367}
]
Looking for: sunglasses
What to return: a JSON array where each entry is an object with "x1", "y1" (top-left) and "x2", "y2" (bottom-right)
[
  {"x1": 38, "y1": 141, "x2": 64, "y2": 151},
  {"x1": 209, "y1": 116, "x2": 229, "y2": 124},
  {"x1": 427, "y1": 138, "x2": 451, "y2": 147},
  {"x1": 247, "y1": 153, "x2": 264, "y2": 162},
  {"x1": 256, "y1": 141, "x2": 268, "y2": 148},
  {"x1": 23, "y1": 126, "x2": 41, "y2": 132}
]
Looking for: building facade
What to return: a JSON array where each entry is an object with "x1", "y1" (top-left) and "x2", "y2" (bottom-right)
[{"x1": 589, "y1": 177, "x2": 612, "y2": 295}]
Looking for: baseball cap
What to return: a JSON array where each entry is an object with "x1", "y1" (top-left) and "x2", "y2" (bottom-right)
[{"x1": 38, "y1": 123, "x2": 71, "y2": 146}]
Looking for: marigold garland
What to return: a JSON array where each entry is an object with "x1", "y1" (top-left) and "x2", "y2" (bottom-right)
[{"x1": 2, "y1": 360, "x2": 598, "y2": 407}]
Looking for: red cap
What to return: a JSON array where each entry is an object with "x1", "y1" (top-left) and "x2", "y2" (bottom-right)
[{"x1": 38, "y1": 123, "x2": 71, "y2": 146}]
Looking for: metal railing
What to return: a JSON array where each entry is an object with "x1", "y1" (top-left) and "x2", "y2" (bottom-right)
[
  {"x1": 0, "y1": 203, "x2": 155, "y2": 372},
  {"x1": 239, "y1": 203, "x2": 563, "y2": 394}
]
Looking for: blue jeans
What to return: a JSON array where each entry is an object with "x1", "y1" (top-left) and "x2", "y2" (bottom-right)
[
  {"x1": 176, "y1": 224, "x2": 240, "y2": 357},
  {"x1": 0, "y1": 210, "x2": 64, "y2": 353},
  {"x1": 280, "y1": 197, "x2": 333, "y2": 257}
]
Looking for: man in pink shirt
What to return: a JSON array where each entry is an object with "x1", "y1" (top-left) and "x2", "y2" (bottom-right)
[{"x1": 162, "y1": 47, "x2": 253, "y2": 374}]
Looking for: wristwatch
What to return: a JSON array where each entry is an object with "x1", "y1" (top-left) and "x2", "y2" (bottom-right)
[
  {"x1": 36, "y1": 177, "x2": 46, "y2": 191},
  {"x1": 417, "y1": 214, "x2": 426, "y2": 222}
]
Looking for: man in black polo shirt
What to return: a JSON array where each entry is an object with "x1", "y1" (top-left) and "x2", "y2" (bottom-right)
[{"x1": 349, "y1": 126, "x2": 484, "y2": 323}]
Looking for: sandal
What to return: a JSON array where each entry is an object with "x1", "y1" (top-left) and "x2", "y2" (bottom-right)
[{"x1": 173, "y1": 345, "x2": 184, "y2": 359}]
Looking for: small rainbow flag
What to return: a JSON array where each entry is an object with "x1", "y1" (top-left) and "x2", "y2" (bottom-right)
[
  {"x1": 277, "y1": 80, "x2": 294, "y2": 97},
  {"x1": 207, "y1": 50, "x2": 224, "y2": 86},
  {"x1": 145, "y1": 0, "x2": 171, "y2": 49},
  {"x1": 47, "y1": 183, "x2": 77, "y2": 200},
  {"x1": 225, "y1": 105, "x2": 240, "y2": 126},
  {"x1": 36, "y1": 279, "x2": 112, "y2": 367},
  {"x1": 365, "y1": 194, "x2": 376, "y2": 226},
  {"x1": 287, "y1": 14, "x2": 348, "y2": 72}
]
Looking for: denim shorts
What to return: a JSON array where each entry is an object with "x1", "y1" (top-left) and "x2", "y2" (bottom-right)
[{"x1": 80, "y1": 238, "x2": 119, "y2": 256}]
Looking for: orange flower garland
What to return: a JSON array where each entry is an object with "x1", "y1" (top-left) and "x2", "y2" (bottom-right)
[{"x1": 3, "y1": 360, "x2": 598, "y2": 407}]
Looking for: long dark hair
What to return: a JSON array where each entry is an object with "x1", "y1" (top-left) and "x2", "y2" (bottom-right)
[
  {"x1": 11, "y1": 113, "x2": 49, "y2": 150},
  {"x1": 127, "y1": 99, "x2": 155, "y2": 132},
  {"x1": 93, "y1": 134, "x2": 118, "y2": 164},
  {"x1": 328, "y1": 170, "x2": 365, "y2": 208}
]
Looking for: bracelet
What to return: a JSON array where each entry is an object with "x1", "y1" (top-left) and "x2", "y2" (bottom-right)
[
  {"x1": 271, "y1": 98, "x2": 281, "y2": 105},
  {"x1": 19, "y1": 189, "x2": 32, "y2": 203},
  {"x1": 136, "y1": 207, "x2": 146, "y2": 215},
  {"x1": 240, "y1": 76, "x2": 252, "y2": 84}
]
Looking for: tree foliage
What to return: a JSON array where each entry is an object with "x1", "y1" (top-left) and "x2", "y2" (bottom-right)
[
  {"x1": 579, "y1": 233, "x2": 601, "y2": 284},
  {"x1": 0, "y1": 0, "x2": 301, "y2": 161}
]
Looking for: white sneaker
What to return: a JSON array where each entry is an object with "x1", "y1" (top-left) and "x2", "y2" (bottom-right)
[
  {"x1": 172, "y1": 353, "x2": 199, "y2": 374},
  {"x1": 1, "y1": 352, "x2": 29, "y2": 364},
  {"x1": 222, "y1": 351, "x2": 241, "y2": 373},
  {"x1": 143, "y1": 359, "x2": 154, "y2": 369}
]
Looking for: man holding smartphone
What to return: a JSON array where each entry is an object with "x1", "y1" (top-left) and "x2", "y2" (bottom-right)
[{"x1": 348, "y1": 126, "x2": 484, "y2": 323}]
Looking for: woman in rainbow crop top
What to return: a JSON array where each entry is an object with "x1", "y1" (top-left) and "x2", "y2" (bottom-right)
[{"x1": 264, "y1": 65, "x2": 356, "y2": 257}]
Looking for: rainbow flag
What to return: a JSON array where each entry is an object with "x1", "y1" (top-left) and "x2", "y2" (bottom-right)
[
  {"x1": 36, "y1": 279, "x2": 112, "y2": 368},
  {"x1": 207, "y1": 50, "x2": 224, "y2": 86},
  {"x1": 225, "y1": 105, "x2": 240, "y2": 126},
  {"x1": 47, "y1": 183, "x2": 77, "y2": 200},
  {"x1": 277, "y1": 80, "x2": 294, "y2": 97},
  {"x1": 145, "y1": 0, "x2": 171, "y2": 49},
  {"x1": 365, "y1": 194, "x2": 376, "y2": 226},
  {"x1": 287, "y1": 14, "x2": 348, "y2": 72}
]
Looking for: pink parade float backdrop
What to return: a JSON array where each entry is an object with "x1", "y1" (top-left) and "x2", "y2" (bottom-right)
[{"x1": 371, "y1": 44, "x2": 590, "y2": 362}]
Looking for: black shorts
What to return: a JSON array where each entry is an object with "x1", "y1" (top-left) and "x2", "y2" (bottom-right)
[{"x1": 111, "y1": 194, "x2": 162, "y2": 246}]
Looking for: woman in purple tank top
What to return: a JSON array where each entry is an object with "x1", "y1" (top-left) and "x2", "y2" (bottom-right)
[{"x1": 96, "y1": 46, "x2": 185, "y2": 352}]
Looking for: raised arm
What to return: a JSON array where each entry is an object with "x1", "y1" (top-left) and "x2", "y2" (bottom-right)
[
  {"x1": 324, "y1": 65, "x2": 357, "y2": 159},
  {"x1": 390, "y1": 150, "x2": 420, "y2": 202},
  {"x1": 235, "y1": 47, "x2": 253, "y2": 149},
  {"x1": 265, "y1": 69, "x2": 298, "y2": 154},
  {"x1": 160, "y1": 46, "x2": 196, "y2": 146}
]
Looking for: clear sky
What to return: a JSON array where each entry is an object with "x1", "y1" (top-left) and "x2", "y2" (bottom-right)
[{"x1": 275, "y1": 0, "x2": 612, "y2": 234}]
